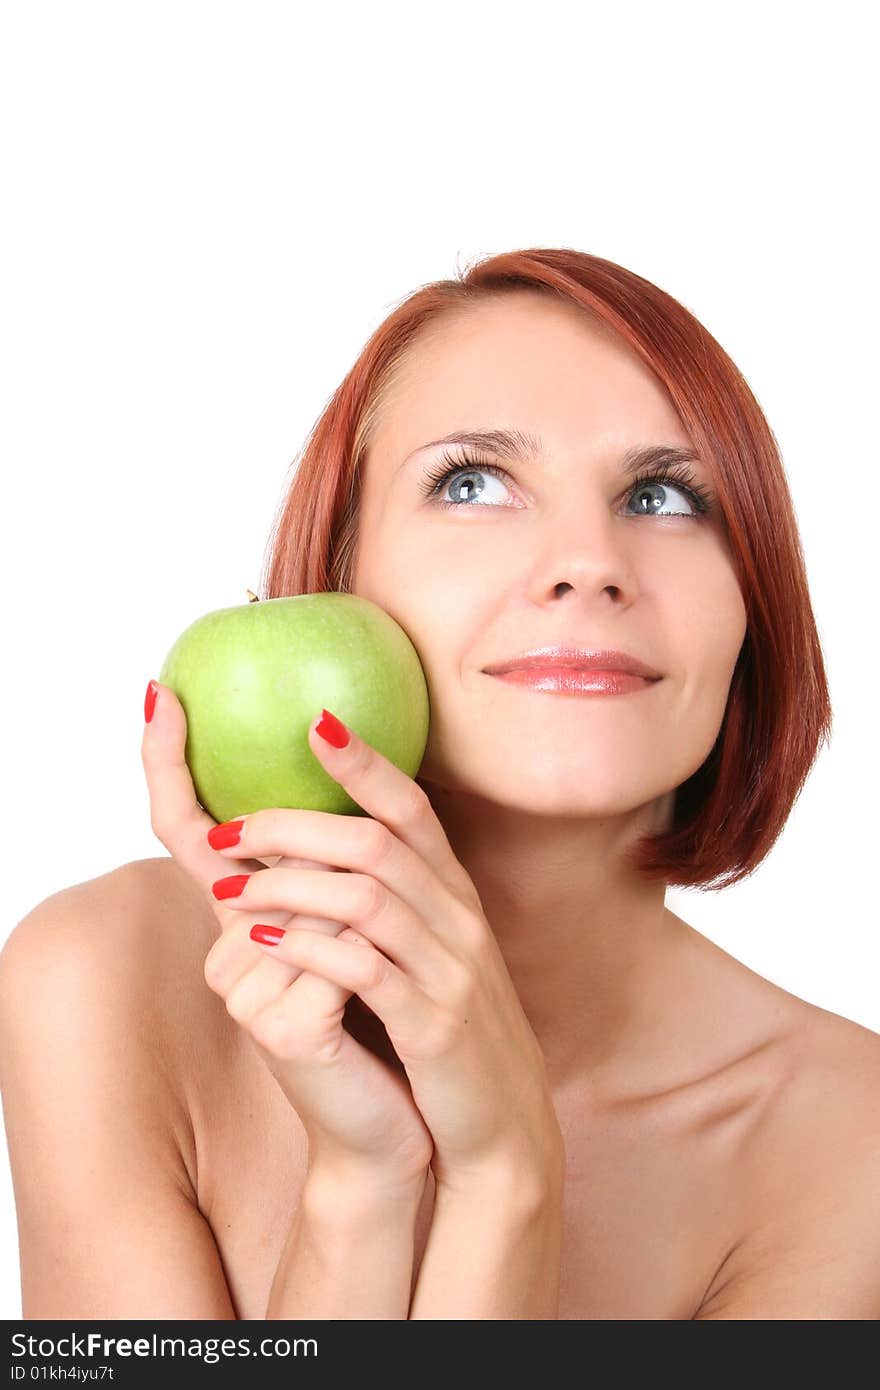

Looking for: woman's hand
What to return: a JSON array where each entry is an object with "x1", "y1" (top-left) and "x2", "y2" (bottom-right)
[
  {"x1": 141, "y1": 681, "x2": 434, "y2": 1200},
  {"x1": 195, "y1": 701, "x2": 566, "y2": 1195}
]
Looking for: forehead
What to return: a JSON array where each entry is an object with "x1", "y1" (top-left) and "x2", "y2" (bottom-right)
[{"x1": 368, "y1": 291, "x2": 691, "y2": 464}]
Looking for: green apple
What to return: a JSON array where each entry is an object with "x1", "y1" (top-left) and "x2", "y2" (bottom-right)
[{"x1": 157, "y1": 591, "x2": 430, "y2": 823}]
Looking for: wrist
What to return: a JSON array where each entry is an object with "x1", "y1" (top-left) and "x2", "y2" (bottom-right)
[
  {"x1": 302, "y1": 1158, "x2": 428, "y2": 1227},
  {"x1": 435, "y1": 1136, "x2": 566, "y2": 1208}
]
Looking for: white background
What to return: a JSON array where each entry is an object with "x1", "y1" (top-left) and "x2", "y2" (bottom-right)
[{"x1": 1, "y1": 0, "x2": 876, "y2": 1321}]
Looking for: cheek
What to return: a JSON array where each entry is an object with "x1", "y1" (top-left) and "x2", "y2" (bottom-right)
[
  {"x1": 659, "y1": 535, "x2": 746, "y2": 661},
  {"x1": 677, "y1": 569, "x2": 748, "y2": 730},
  {"x1": 354, "y1": 523, "x2": 489, "y2": 623},
  {"x1": 352, "y1": 539, "x2": 492, "y2": 761},
  {"x1": 700, "y1": 567, "x2": 748, "y2": 670},
  {"x1": 352, "y1": 540, "x2": 467, "y2": 678}
]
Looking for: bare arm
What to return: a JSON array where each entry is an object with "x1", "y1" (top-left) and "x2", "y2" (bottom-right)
[
  {"x1": 408, "y1": 1160, "x2": 566, "y2": 1319},
  {"x1": 0, "y1": 890, "x2": 238, "y2": 1319},
  {"x1": 265, "y1": 1164, "x2": 425, "y2": 1319},
  {"x1": 0, "y1": 884, "x2": 428, "y2": 1320}
]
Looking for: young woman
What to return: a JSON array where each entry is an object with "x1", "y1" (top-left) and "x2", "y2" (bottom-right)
[{"x1": 2, "y1": 248, "x2": 877, "y2": 1321}]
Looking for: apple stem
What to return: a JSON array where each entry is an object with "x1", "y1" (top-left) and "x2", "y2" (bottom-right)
[{"x1": 246, "y1": 589, "x2": 260, "y2": 603}]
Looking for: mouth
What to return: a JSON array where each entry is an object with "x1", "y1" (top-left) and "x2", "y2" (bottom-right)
[
  {"x1": 481, "y1": 646, "x2": 662, "y2": 681},
  {"x1": 485, "y1": 667, "x2": 663, "y2": 696}
]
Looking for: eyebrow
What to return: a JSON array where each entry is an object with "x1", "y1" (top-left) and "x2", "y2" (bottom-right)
[{"x1": 401, "y1": 428, "x2": 703, "y2": 479}]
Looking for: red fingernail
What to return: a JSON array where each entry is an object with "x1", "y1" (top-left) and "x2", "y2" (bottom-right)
[
  {"x1": 251, "y1": 924, "x2": 285, "y2": 945},
  {"x1": 208, "y1": 819, "x2": 244, "y2": 850},
  {"x1": 212, "y1": 874, "x2": 250, "y2": 900},
  {"x1": 315, "y1": 708, "x2": 350, "y2": 748},
  {"x1": 144, "y1": 680, "x2": 158, "y2": 723}
]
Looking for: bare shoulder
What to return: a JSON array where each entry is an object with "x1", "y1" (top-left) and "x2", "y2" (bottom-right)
[
  {"x1": 0, "y1": 857, "x2": 222, "y2": 1171},
  {"x1": 0, "y1": 860, "x2": 245, "y2": 1317},
  {"x1": 696, "y1": 996, "x2": 880, "y2": 1318},
  {"x1": 754, "y1": 996, "x2": 880, "y2": 1152},
  {"x1": 2, "y1": 855, "x2": 216, "y2": 1016},
  {"x1": 3, "y1": 854, "x2": 211, "y2": 952}
]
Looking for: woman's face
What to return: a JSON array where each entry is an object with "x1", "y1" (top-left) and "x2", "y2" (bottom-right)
[{"x1": 351, "y1": 291, "x2": 747, "y2": 819}]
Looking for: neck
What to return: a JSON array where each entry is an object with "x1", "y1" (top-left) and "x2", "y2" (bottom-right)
[{"x1": 420, "y1": 779, "x2": 687, "y2": 1104}]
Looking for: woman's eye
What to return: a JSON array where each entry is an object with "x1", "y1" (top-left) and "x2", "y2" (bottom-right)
[
  {"x1": 625, "y1": 478, "x2": 700, "y2": 517},
  {"x1": 422, "y1": 459, "x2": 707, "y2": 518},
  {"x1": 429, "y1": 464, "x2": 514, "y2": 507}
]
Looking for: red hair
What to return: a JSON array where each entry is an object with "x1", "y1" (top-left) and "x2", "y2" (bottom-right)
[{"x1": 259, "y1": 248, "x2": 832, "y2": 892}]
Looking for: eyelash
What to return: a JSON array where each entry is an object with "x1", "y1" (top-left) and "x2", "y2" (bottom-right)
[{"x1": 419, "y1": 448, "x2": 716, "y2": 519}]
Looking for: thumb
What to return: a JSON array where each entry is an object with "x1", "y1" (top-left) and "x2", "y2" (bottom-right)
[
  {"x1": 141, "y1": 678, "x2": 214, "y2": 842},
  {"x1": 142, "y1": 679, "x2": 284, "y2": 878}
]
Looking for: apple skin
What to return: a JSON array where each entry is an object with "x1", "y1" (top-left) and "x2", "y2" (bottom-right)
[{"x1": 157, "y1": 593, "x2": 430, "y2": 823}]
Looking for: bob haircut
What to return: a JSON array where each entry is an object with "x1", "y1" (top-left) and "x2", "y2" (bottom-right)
[{"x1": 258, "y1": 247, "x2": 833, "y2": 894}]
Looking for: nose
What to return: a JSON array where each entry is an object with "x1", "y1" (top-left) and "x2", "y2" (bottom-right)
[{"x1": 529, "y1": 506, "x2": 638, "y2": 607}]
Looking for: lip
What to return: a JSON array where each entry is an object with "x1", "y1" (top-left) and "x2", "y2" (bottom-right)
[
  {"x1": 488, "y1": 667, "x2": 659, "y2": 696},
  {"x1": 482, "y1": 647, "x2": 662, "y2": 680}
]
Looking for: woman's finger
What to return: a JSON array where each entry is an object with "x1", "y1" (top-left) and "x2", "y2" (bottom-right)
[
  {"x1": 144, "y1": 681, "x2": 341, "y2": 951},
  {"x1": 213, "y1": 865, "x2": 464, "y2": 995},
  {"x1": 141, "y1": 679, "x2": 272, "y2": 888},
  {"x1": 248, "y1": 923, "x2": 441, "y2": 1051},
  {"x1": 306, "y1": 709, "x2": 478, "y2": 906},
  {"x1": 221, "y1": 936, "x2": 354, "y2": 1032},
  {"x1": 208, "y1": 805, "x2": 459, "y2": 930}
]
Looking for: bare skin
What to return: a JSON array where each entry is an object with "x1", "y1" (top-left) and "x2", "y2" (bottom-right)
[
  {"x1": 96, "y1": 854, "x2": 879, "y2": 1320},
  {"x1": 351, "y1": 289, "x2": 750, "y2": 1100},
  {"x1": 5, "y1": 289, "x2": 878, "y2": 1318}
]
